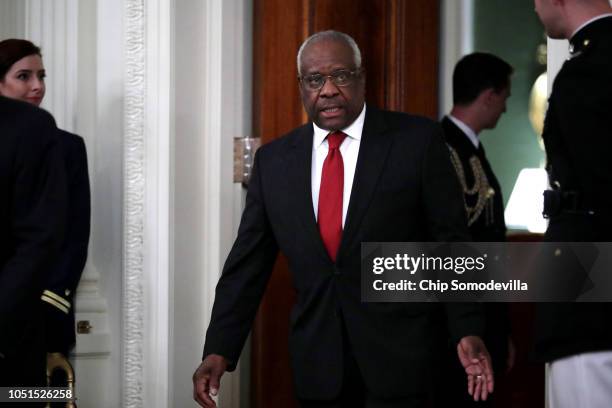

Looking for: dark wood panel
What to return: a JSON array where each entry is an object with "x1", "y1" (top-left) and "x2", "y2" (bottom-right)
[
  {"x1": 385, "y1": 0, "x2": 440, "y2": 117},
  {"x1": 309, "y1": 0, "x2": 388, "y2": 110},
  {"x1": 252, "y1": 2, "x2": 306, "y2": 406},
  {"x1": 495, "y1": 303, "x2": 545, "y2": 408},
  {"x1": 250, "y1": 256, "x2": 297, "y2": 407},
  {"x1": 497, "y1": 233, "x2": 545, "y2": 408},
  {"x1": 253, "y1": 0, "x2": 308, "y2": 143}
]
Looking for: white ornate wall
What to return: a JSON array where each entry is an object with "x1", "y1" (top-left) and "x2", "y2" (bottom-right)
[
  {"x1": 0, "y1": 1, "x2": 25, "y2": 44},
  {"x1": 173, "y1": 0, "x2": 252, "y2": 406},
  {"x1": 0, "y1": 0, "x2": 116, "y2": 406},
  {"x1": 122, "y1": 0, "x2": 252, "y2": 406},
  {"x1": 9, "y1": 0, "x2": 252, "y2": 406}
]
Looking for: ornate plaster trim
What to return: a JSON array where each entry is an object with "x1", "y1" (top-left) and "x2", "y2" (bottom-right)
[{"x1": 123, "y1": 0, "x2": 146, "y2": 406}]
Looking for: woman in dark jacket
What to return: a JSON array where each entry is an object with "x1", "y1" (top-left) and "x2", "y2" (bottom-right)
[{"x1": 0, "y1": 38, "x2": 91, "y2": 360}]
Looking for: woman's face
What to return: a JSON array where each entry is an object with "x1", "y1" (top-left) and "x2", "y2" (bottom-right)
[{"x1": 0, "y1": 54, "x2": 46, "y2": 106}]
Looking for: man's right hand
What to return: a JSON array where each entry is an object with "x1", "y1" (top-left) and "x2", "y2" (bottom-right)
[{"x1": 193, "y1": 354, "x2": 228, "y2": 407}]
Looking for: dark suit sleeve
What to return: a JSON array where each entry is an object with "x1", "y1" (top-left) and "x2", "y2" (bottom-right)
[
  {"x1": 421, "y1": 124, "x2": 484, "y2": 341},
  {"x1": 0, "y1": 111, "x2": 67, "y2": 352},
  {"x1": 42, "y1": 135, "x2": 91, "y2": 351},
  {"x1": 203, "y1": 148, "x2": 279, "y2": 371}
]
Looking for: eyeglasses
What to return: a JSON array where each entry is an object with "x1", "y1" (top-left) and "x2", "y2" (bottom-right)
[{"x1": 298, "y1": 69, "x2": 361, "y2": 92}]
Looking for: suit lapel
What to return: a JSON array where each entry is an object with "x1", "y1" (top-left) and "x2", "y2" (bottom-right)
[
  {"x1": 287, "y1": 124, "x2": 331, "y2": 263},
  {"x1": 338, "y1": 109, "x2": 392, "y2": 259}
]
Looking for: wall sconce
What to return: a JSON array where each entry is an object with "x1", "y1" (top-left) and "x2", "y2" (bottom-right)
[
  {"x1": 528, "y1": 41, "x2": 548, "y2": 148},
  {"x1": 529, "y1": 72, "x2": 547, "y2": 149},
  {"x1": 505, "y1": 38, "x2": 549, "y2": 233}
]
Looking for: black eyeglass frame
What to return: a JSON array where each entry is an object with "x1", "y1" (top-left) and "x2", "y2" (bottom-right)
[{"x1": 297, "y1": 68, "x2": 362, "y2": 91}]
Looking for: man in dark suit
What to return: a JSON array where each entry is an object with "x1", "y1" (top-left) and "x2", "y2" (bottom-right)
[
  {"x1": 438, "y1": 53, "x2": 514, "y2": 407},
  {"x1": 533, "y1": 0, "x2": 612, "y2": 407},
  {"x1": 193, "y1": 30, "x2": 494, "y2": 408},
  {"x1": 0, "y1": 96, "x2": 66, "y2": 387}
]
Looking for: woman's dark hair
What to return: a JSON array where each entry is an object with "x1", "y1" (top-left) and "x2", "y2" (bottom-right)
[{"x1": 0, "y1": 39, "x2": 42, "y2": 80}]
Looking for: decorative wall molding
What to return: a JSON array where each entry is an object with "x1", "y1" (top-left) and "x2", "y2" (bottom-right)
[
  {"x1": 123, "y1": 0, "x2": 146, "y2": 406},
  {"x1": 201, "y1": 2, "x2": 232, "y2": 404},
  {"x1": 202, "y1": 0, "x2": 224, "y2": 327},
  {"x1": 123, "y1": 0, "x2": 174, "y2": 405},
  {"x1": 201, "y1": 1, "x2": 252, "y2": 406},
  {"x1": 143, "y1": 0, "x2": 173, "y2": 405}
]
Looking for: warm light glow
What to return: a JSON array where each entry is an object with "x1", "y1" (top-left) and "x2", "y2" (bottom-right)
[
  {"x1": 529, "y1": 72, "x2": 548, "y2": 150},
  {"x1": 504, "y1": 168, "x2": 549, "y2": 233}
]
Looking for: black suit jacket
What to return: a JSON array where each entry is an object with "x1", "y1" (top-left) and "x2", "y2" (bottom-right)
[
  {"x1": 204, "y1": 108, "x2": 484, "y2": 399},
  {"x1": 534, "y1": 16, "x2": 612, "y2": 362},
  {"x1": 0, "y1": 96, "x2": 67, "y2": 362},
  {"x1": 41, "y1": 129, "x2": 91, "y2": 353}
]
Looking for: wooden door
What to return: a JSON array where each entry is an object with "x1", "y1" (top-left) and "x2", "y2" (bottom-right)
[{"x1": 251, "y1": 1, "x2": 440, "y2": 407}]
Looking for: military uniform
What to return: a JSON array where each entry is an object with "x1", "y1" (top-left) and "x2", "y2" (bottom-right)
[
  {"x1": 0, "y1": 96, "x2": 67, "y2": 388},
  {"x1": 41, "y1": 129, "x2": 91, "y2": 357},
  {"x1": 442, "y1": 117, "x2": 506, "y2": 242},
  {"x1": 534, "y1": 15, "x2": 612, "y2": 364},
  {"x1": 438, "y1": 117, "x2": 509, "y2": 407}
]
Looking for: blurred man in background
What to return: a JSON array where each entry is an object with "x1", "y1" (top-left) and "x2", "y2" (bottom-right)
[{"x1": 439, "y1": 52, "x2": 515, "y2": 407}]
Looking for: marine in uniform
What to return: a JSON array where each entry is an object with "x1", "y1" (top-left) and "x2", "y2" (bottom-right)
[{"x1": 533, "y1": 0, "x2": 612, "y2": 406}]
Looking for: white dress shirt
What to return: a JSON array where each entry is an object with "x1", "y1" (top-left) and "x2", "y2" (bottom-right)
[
  {"x1": 448, "y1": 114, "x2": 479, "y2": 148},
  {"x1": 311, "y1": 104, "x2": 366, "y2": 227}
]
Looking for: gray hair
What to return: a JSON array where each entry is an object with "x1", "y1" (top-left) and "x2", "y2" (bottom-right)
[{"x1": 296, "y1": 30, "x2": 362, "y2": 76}]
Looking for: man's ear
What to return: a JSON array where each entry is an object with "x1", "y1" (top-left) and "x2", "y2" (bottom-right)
[{"x1": 477, "y1": 88, "x2": 496, "y2": 107}]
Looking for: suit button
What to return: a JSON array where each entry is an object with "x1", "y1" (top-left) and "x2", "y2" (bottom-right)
[{"x1": 334, "y1": 266, "x2": 341, "y2": 275}]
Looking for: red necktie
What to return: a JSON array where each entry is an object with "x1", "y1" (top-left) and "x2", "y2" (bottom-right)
[{"x1": 318, "y1": 131, "x2": 347, "y2": 262}]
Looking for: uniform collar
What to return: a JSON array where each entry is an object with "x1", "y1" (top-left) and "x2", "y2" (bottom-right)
[
  {"x1": 569, "y1": 14, "x2": 612, "y2": 56},
  {"x1": 448, "y1": 114, "x2": 479, "y2": 148}
]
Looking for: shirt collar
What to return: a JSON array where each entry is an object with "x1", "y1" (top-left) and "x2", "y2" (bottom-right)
[
  {"x1": 313, "y1": 104, "x2": 366, "y2": 148},
  {"x1": 448, "y1": 114, "x2": 479, "y2": 148},
  {"x1": 571, "y1": 13, "x2": 612, "y2": 39}
]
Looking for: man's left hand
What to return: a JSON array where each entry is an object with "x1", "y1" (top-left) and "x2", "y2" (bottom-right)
[{"x1": 457, "y1": 335, "x2": 494, "y2": 401}]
